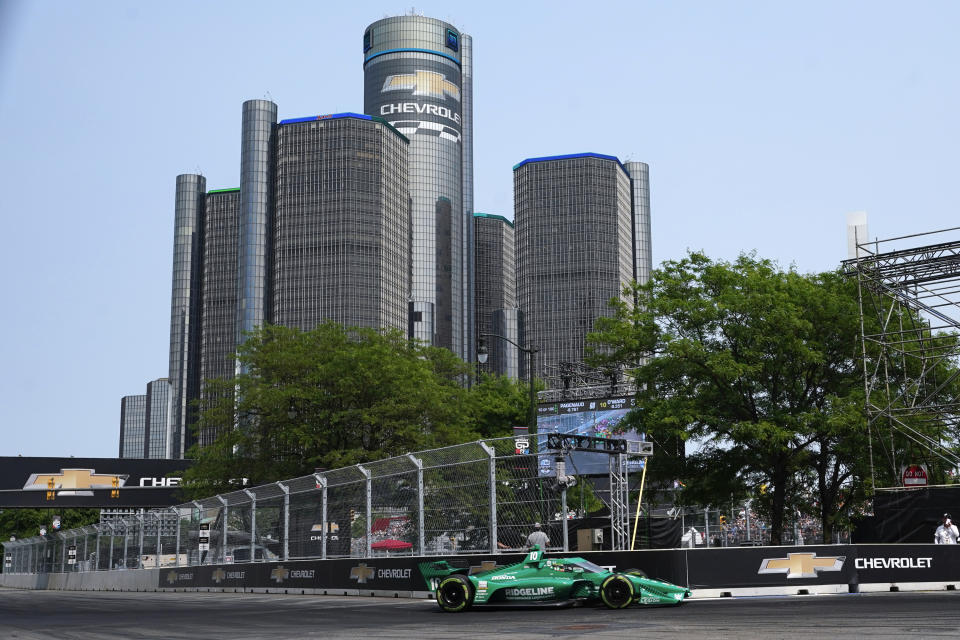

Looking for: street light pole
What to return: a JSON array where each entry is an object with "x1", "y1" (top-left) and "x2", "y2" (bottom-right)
[{"x1": 477, "y1": 333, "x2": 539, "y2": 437}]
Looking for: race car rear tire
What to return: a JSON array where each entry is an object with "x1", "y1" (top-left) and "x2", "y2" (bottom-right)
[
  {"x1": 436, "y1": 574, "x2": 474, "y2": 613},
  {"x1": 622, "y1": 568, "x2": 647, "y2": 578},
  {"x1": 600, "y1": 574, "x2": 635, "y2": 609}
]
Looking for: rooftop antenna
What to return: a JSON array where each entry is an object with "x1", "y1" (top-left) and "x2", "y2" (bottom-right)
[
  {"x1": 195, "y1": 165, "x2": 203, "y2": 177},
  {"x1": 265, "y1": 90, "x2": 273, "y2": 102}
]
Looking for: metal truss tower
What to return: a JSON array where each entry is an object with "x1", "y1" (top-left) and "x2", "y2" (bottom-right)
[
  {"x1": 843, "y1": 227, "x2": 960, "y2": 487},
  {"x1": 537, "y1": 361, "x2": 636, "y2": 403}
]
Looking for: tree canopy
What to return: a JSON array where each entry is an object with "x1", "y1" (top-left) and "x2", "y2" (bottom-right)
[
  {"x1": 588, "y1": 252, "x2": 959, "y2": 543},
  {"x1": 181, "y1": 322, "x2": 529, "y2": 498}
]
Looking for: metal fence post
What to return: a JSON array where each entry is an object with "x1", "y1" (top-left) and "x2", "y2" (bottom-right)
[
  {"x1": 121, "y1": 520, "x2": 129, "y2": 570},
  {"x1": 243, "y1": 489, "x2": 256, "y2": 562},
  {"x1": 155, "y1": 512, "x2": 162, "y2": 568},
  {"x1": 314, "y1": 474, "x2": 327, "y2": 561},
  {"x1": 216, "y1": 495, "x2": 228, "y2": 563},
  {"x1": 704, "y1": 507, "x2": 711, "y2": 548},
  {"x1": 107, "y1": 523, "x2": 115, "y2": 571},
  {"x1": 357, "y1": 465, "x2": 372, "y2": 558},
  {"x1": 83, "y1": 528, "x2": 89, "y2": 573},
  {"x1": 406, "y1": 454, "x2": 425, "y2": 556},
  {"x1": 137, "y1": 510, "x2": 145, "y2": 569},
  {"x1": 479, "y1": 441, "x2": 498, "y2": 554},
  {"x1": 192, "y1": 500, "x2": 203, "y2": 565},
  {"x1": 561, "y1": 487, "x2": 569, "y2": 552},
  {"x1": 60, "y1": 533, "x2": 67, "y2": 573},
  {"x1": 94, "y1": 524, "x2": 101, "y2": 571},
  {"x1": 173, "y1": 508, "x2": 181, "y2": 567},
  {"x1": 278, "y1": 481, "x2": 290, "y2": 561}
]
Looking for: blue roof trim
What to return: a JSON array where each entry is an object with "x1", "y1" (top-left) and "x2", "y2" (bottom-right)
[
  {"x1": 512, "y1": 152, "x2": 626, "y2": 173},
  {"x1": 364, "y1": 47, "x2": 460, "y2": 67},
  {"x1": 279, "y1": 112, "x2": 372, "y2": 125}
]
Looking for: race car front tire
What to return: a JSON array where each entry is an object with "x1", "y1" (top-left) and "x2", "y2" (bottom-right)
[
  {"x1": 436, "y1": 574, "x2": 474, "y2": 612},
  {"x1": 600, "y1": 574, "x2": 635, "y2": 609}
]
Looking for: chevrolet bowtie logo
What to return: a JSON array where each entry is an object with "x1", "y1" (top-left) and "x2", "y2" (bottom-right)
[
  {"x1": 758, "y1": 553, "x2": 846, "y2": 579},
  {"x1": 23, "y1": 469, "x2": 128, "y2": 491},
  {"x1": 382, "y1": 70, "x2": 460, "y2": 102},
  {"x1": 166, "y1": 571, "x2": 178, "y2": 585},
  {"x1": 350, "y1": 563, "x2": 375, "y2": 584},
  {"x1": 270, "y1": 566, "x2": 289, "y2": 584},
  {"x1": 212, "y1": 568, "x2": 226, "y2": 584}
]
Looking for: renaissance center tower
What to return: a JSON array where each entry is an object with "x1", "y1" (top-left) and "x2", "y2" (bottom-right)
[{"x1": 363, "y1": 15, "x2": 474, "y2": 359}]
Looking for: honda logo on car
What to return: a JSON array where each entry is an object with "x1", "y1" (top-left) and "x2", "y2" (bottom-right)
[{"x1": 855, "y1": 556, "x2": 932, "y2": 569}]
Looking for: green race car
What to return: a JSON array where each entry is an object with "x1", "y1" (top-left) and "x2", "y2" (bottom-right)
[{"x1": 419, "y1": 545, "x2": 690, "y2": 612}]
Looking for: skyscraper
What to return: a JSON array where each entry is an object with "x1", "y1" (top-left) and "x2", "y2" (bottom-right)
[
  {"x1": 236, "y1": 99, "x2": 278, "y2": 357},
  {"x1": 168, "y1": 174, "x2": 206, "y2": 459},
  {"x1": 119, "y1": 378, "x2": 171, "y2": 459},
  {"x1": 514, "y1": 153, "x2": 651, "y2": 380},
  {"x1": 362, "y1": 15, "x2": 474, "y2": 360},
  {"x1": 170, "y1": 108, "x2": 413, "y2": 451},
  {"x1": 119, "y1": 394, "x2": 145, "y2": 459},
  {"x1": 197, "y1": 188, "x2": 240, "y2": 448},
  {"x1": 272, "y1": 113, "x2": 410, "y2": 332},
  {"x1": 474, "y1": 213, "x2": 519, "y2": 376}
]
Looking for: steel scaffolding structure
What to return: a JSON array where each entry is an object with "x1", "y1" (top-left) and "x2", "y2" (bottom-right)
[
  {"x1": 843, "y1": 227, "x2": 960, "y2": 487},
  {"x1": 538, "y1": 361, "x2": 636, "y2": 403}
]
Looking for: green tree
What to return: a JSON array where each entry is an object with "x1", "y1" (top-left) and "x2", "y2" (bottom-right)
[
  {"x1": 181, "y1": 323, "x2": 525, "y2": 499},
  {"x1": 467, "y1": 373, "x2": 534, "y2": 439},
  {"x1": 1, "y1": 508, "x2": 100, "y2": 571},
  {"x1": 588, "y1": 253, "x2": 883, "y2": 544}
]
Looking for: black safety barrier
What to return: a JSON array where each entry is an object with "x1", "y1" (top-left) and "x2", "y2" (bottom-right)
[{"x1": 156, "y1": 544, "x2": 960, "y2": 592}]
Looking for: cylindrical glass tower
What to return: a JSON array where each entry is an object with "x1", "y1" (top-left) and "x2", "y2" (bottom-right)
[
  {"x1": 624, "y1": 161, "x2": 653, "y2": 286},
  {"x1": 363, "y1": 15, "x2": 472, "y2": 360},
  {"x1": 236, "y1": 99, "x2": 277, "y2": 353},
  {"x1": 169, "y1": 173, "x2": 205, "y2": 458}
]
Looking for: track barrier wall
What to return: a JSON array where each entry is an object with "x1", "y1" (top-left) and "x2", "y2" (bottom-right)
[{"x1": 2, "y1": 545, "x2": 957, "y2": 598}]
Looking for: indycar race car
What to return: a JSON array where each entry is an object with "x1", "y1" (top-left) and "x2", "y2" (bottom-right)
[{"x1": 419, "y1": 545, "x2": 690, "y2": 612}]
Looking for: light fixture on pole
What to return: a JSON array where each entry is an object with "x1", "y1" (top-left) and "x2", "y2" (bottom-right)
[{"x1": 477, "y1": 333, "x2": 538, "y2": 438}]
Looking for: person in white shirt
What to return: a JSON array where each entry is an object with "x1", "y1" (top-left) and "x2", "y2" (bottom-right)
[
  {"x1": 525, "y1": 522, "x2": 550, "y2": 549},
  {"x1": 934, "y1": 513, "x2": 959, "y2": 544}
]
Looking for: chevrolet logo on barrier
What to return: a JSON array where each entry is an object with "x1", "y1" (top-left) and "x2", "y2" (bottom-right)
[
  {"x1": 212, "y1": 568, "x2": 226, "y2": 584},
  {"x1": 23, "y1": 469, "x2": 128, "y2": 493},
  {"x1": 758, "y1": 553, "x2": 846, "y2": 579},
  {"x1": 350, "y1": 563, "x2": 375, "y2": 584},
  {"x1": 270, "y1": 566, "x2": 289, "y2": 584},
  {"x1": 382, "y1": 70, "x2": 460, "y2": 102},
  {"x1": 166, "y1": 571, "x2": 178, "y2": 585}
]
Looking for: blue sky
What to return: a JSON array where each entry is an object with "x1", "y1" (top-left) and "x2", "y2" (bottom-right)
[{"x1": 1, "y1": 1, "x2": 957, "y2": 457}]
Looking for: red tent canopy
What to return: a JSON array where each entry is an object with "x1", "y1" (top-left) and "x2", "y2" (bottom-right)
[{"x1": 370, "y1": 539, "x2": 413, "y2": 550}]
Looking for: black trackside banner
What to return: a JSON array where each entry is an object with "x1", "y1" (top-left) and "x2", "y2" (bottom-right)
[
  {"x1": 156, "y1": 545, "x2": 960, "y2": 592},
  {"x1": 364, "y1": 57, "x2": 462, "y2": 144}
]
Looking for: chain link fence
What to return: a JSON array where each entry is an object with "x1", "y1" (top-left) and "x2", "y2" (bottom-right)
[
  {"x1": 3, "y1": 436, "x2": 647, "y2": 575},
  {"x1": 662, "y1": 503, "x2": 852, "y2": 548}
]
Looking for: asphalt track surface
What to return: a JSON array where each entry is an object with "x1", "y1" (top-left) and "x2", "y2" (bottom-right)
[{"x1": 2, "y1": 588, "x2": 960, "y2": 639}]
